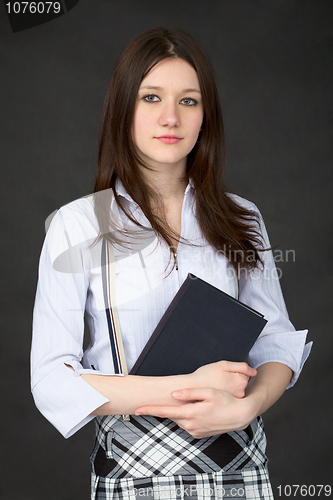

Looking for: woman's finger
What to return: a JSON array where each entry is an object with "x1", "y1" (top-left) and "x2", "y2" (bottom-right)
[
  {"x1": 134, "y1": 404, "x2": 192, "y2": 420},
  {"x1": 135, "y1": 388, "x2": 220, "y2": 419},
  {"x1": 220, "y1": 361, "x2": 257, "y2": 377},
  {"x1": 171, "y1": 387, "x2": 215, "y2": 402}
]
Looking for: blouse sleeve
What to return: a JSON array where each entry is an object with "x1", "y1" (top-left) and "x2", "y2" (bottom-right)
[
  {"x1": 239, "y1": 205, "x2": 312, "y2": 389},
  {"x1": 30, "y1": 204, "x2": 109, "y2": 438}
]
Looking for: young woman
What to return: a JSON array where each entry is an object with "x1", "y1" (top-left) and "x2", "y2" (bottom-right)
[{"x1": 31, "y1": 27, "x2": 312, "y2": 499}]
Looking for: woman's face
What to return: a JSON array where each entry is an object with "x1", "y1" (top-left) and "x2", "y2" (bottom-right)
[{"x1": 132, "y1": 58, "x2": 204, "y2": 173}]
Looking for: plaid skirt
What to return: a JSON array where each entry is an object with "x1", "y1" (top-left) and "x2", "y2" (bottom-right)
[{"x1": 90, "y1": 415, "x2": 273, "y2": 499}]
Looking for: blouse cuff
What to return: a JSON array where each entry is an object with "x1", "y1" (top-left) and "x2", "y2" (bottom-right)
[
  {"x1": 31, "y1": 363, "x2": 109, "y2": 439},
  {"x1": 248, "y1": 329, "x2": 312, "y2": 389},
  {"x1": 66, "y1": 359, "x2": 125, "y2": 377}
]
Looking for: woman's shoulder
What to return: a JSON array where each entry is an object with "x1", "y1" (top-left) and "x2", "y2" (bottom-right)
[
  {"x1": 45, "y1": 195, "x2": 94, "y2": 232},
  {"x1": 226, "y1": 192, "x2": 260, "y2": 214},
  {"x1": 45, "y1": 188, "x2": 121, "y2": 249},
  {"x1": 45, "y1": 194, "x2": 101, "y2": 247}
]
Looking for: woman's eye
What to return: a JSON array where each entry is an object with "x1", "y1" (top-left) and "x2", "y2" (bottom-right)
[
  {"x1": 181, "y1": 97, "x2": 198, "y2": 106},
  {"x1": 143, "y1": 94, "x2": 159, "y2": 103}
]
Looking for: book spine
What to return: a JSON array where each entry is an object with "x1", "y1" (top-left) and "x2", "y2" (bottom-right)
[{"x1": 129, "y1": 275, "x2": 192, "y2": 374}]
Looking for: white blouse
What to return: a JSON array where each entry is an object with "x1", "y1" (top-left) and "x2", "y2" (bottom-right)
[{"x1": 31, "y1": 179, "x2": 312, "y2": 438}]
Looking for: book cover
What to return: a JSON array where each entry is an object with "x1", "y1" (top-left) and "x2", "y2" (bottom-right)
[{"x1": 130, "y1": 274, "x2": 267, "y2": 376}]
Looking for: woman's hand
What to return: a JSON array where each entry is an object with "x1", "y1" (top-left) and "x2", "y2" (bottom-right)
[
  {"x1": 133, "y1": 360, "x2": 258, "y2": 439},
  {"x1": 190, "y1": 360, "x2": 257, "y2": 398},
  {"x1": 135, "y1": 387, "x2": 256, "y2": 439},
  {"x1": 134, "y1": 363, "x2": 292, "y2": 439},
  {"x1": 80, "y1": 360, "x2": 255, "y2": 417}
]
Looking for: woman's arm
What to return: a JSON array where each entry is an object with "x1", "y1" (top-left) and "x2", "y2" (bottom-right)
[
  {"x1": 133, "y1": 362, "x2": 292, "y2": 439},
  {"x1": 80, "y1": 360, "x2": 257, "y2": 416},
  {"x1": 244, "y1": 361, "x2": 293, "y2": 415}
]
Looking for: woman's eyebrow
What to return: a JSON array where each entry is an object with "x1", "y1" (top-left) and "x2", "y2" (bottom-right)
[{"x1": 139, "y1": 85, "x2": 201, "y2": 93}]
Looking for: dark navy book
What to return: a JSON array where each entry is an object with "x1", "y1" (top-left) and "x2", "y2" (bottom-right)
[{"x1": 130, "y1": 274, "x2": 267, "y2": 376}]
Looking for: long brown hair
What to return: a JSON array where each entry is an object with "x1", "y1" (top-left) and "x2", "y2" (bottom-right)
[{"x1": 94, "y1": 26, "x2": 264, "y2": 271}]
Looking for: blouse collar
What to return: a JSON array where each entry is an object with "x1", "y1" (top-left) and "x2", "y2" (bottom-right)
[{"x1": 114, "y1": 177, "x2": 194, "y2": 207}]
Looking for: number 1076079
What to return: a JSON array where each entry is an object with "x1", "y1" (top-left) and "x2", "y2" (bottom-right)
[
  {"x1": 5, "y1": 2, "x2": 61, "y2": 14},
  {"x1": 277, "y1": 485, "x2": 331, "y2": 497}
]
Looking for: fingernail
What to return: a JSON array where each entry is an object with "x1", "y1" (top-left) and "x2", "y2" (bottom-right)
[{"x1": 172, "y1": 391, "x2": 181, "y2": 397}]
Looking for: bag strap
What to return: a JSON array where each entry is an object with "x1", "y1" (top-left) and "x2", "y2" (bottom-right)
[
  {"x1": 86, "y1": 194, "x2": 128, "y2": 376},
  {"x1": 101, "y1": 238, "x2": 130, "y2": 422},
  {"x1": 87, "y1": 194, "x2": 130, "y2": 421},
  {"x1": 232, "y1": 266, "x2": 239, "y2": 300},
  {"x1": 100, "y1": 238, "x2": 128, "y2": 376}
]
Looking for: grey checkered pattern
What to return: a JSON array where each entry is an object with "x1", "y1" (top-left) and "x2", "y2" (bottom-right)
[
  {"x1": 92, "y1": 467, "x2": 273, "y2": 499},
  {"x1": 90, "y1": 415, "x2": 273, "y2": 499}
]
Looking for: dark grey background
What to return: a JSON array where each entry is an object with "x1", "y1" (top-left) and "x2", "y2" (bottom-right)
[{"x1": 1, "y1": 1, "x2": 332, "y2": 498}]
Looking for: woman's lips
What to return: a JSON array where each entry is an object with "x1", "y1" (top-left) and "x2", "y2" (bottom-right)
[{"x1": 155, "y1": 135, "x2": 182, "y2": 144}]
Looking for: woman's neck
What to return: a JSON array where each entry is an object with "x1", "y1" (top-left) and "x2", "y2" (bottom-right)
[{"x1": 139, "y1": 163, "x2": 188, "y2": 204}]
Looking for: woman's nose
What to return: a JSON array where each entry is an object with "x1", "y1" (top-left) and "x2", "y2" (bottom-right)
[{"x1": 158, "y1": 100, "x2": 180, "y2": 127}]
